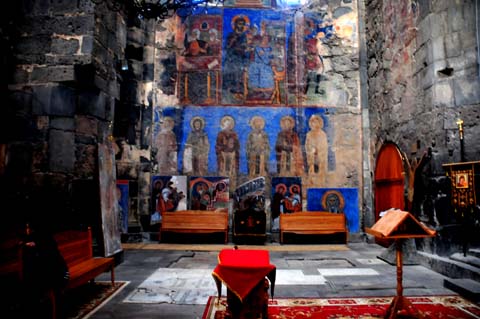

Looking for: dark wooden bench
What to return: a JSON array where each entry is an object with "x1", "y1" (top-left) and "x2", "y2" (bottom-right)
[
  {"x1": 49, "y1": 227, "x2": 115, "y2": 318},
  {"x1": 160, "y1": 210, "x2": 229, "y2": 243},
  {"x1": 54, "y1": 227, "x2": 115, "y2": 290},
  {"x1": 0, "y1": 227, "x2": 115, "y2": 318},
  {"x1": 279, "y1": 211, "x2": 348, "y2": 244}
]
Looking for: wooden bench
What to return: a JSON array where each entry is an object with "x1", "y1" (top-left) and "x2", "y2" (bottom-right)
[
  {"x1": 160, "y1": 210, "x2": 229, "y2": 243},
  {"x1": 1, "y1": 227, "x2": 114, "y2": 318},
  {"x1": 279, "y1": 212, "x2": 348, "y2": 244},
  {"x1": 50, "y1": 227, "x2": 115, "y2": 318}
]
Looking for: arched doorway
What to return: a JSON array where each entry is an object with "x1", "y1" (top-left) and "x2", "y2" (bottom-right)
[{"x1": 374, "y1": 142, "x2": 405, "y2": 246}]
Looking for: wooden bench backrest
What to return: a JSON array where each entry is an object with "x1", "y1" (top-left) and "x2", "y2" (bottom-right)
[
  {"x1": 54, "y1": 228, "x2": 93, "y2": 268},
  {"x1": 162, "y1": 210, "x2": 228, "y2": 230},
  {"x1": 280, "y1": 212, "x2": 346, "y2": 231}
]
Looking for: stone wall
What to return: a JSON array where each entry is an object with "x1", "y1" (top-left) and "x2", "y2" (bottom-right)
[
  {"x1": 366, "y1": 0, "x2": 480, "y2": 254},
  {"x1": 0, "y1": 0, "x2": 127, "y2": 236}
]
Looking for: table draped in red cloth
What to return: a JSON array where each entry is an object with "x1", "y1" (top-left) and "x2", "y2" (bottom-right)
[{"x1": 212, "y1": 249, "x2": 276, "y2": 302}]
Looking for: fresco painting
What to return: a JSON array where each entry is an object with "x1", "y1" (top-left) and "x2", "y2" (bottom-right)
[
  {"x1": 271, "y1": 177, "x2": 303, "y2": 214},
  {"x1": 151, "y1": 176, "x2": 188, "y2": 222},
  {"x1": 116, "y1": 180, "x2": 129, "y2": 233},
  {"x1": 189, "y1": 176, "x2": 230, "y2": 211},
  {"x1": 153, "y1": 106, "x2": 334, "y2": 189},
  {"x1": 222, "y1": 8, "x2": 287, "y2": 105},
  {"x1": 234, "y1": 176, "x2": 266, "y2": 213},
  {"x1": 176, "y1": 10, "x2": 223, "y2": 105},
  {"x1": 172, "y1": 2, "x2": 358, "y2": 107},
  {"x1": 98, "y1": 142, "x2": 122, "y2": 257},
  {"x1": 306, "y1": 188, "x2": 359, "y2": 233}
]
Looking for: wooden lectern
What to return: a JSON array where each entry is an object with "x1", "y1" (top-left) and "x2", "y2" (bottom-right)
[{"x1": 366, "y1": 210, "x2": 436, "y2": 319}]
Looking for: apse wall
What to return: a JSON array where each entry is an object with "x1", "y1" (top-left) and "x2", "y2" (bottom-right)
[{"x1": 148, "y1": 0, "x2": 363, "y2": 232}]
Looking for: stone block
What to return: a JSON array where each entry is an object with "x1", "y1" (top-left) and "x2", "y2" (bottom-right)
[
  {"x1": 81, "y1": 35, "x2": 94, "y2": 54},
  {"x1": 448, "y1": 5, "x2": 464, "y2": 32},
  {"x1": 12, "y1": 68, "x2": 31, "y2": 85},
  {"x1": 32, "y1": 84, "x2": 76, "y2": 116},
  {"x1": 460, "y1": 30, "x2": 477, "y2": 51},
  {"x1": 78, "y1": 0, "x2": 95, "y2": 13},
  {"x1": 75, "y1": 134, "x2": 97, "y2": 145},
  {"x1": 444, "y1": 32, "x2": 462, "y2": 58},
  {"x1": 143, "y1": 46, "x2": 154, "y2": 64},
  {"x1": 31, "y1": 65, "x2": 76, "y2": 83},
  {"x1": 22, "y1": 0, "x2": 50, "y2": 16},
  {"x1": 416, "y1": 14, "x2": 431, "y2": 47},
  {"x1": 51, "y1": 0, "x2": 81, "y2": 14},
  {"x1": 14, "y1": 35, "x2": 51, "y2": 55},
  {"x1": 74, "y1": 143, "x2": 97, "y2": 178},
  {"x1": 431, "y1": 12, "x2": 448, "y2": 39},
  {"x1": 453, "y1": 77, "x2": 480, "y2": 106},
  {"x1": 49, "y1": 129, "x2": 75, "y2": 172},
  {"x1": 127, "y1": 27, "x2": 145, "y2": 47},
  {"x1": 413, "y1": 43, "x2": 428, "y2": 73},
  {"x1": 76, "y1": 115, "x2": 99, "y2": 137},
  {"x1": 78, "y1": 91, "x2": 107, "y2": 118},
  {"x1": 45, "y1": 54, "x2": 92, "y2": 65},
  {"x1": 419, "y1": 62, "x2": 436, "y2": 89},
  {"x1": 51, "y1": 37, "x2": 80, "y2": 55},
  {"x1": 432, "y1": 81, "x2": 453, "y2": 107},
  {"x1": 50, "y1": 117, "x2": 75, "y2": 131},
  {"x1": 431, "y1": 0, "x2": 450, "y2": 12},
  {"x1": 463, "y1": 2, "x2": 476, "y2": 30},
  {"x1": 51, "y1": 15, "x2": 95, "y2": 36},
  {"x1": 429, "y1": 36, "x2": 445, "y2": 62},
  {"x1": 417, "y1": 0, "x2": 431, "y2": 20}
]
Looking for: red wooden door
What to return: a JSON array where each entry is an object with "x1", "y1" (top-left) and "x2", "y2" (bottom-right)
[{"x1": 374, "y1": 143, "x2": 405, "y2": 246}]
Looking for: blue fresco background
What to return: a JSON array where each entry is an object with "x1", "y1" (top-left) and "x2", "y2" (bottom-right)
[
  {"x1": 306, "y1": 188, "x2": 359, "y2": 233},
  {"x1": 116, "y1": 180, "x2": 129, "y2": 233},
  {"x1": 153, "y1": 106, "x2": 336, "y2": 175}
]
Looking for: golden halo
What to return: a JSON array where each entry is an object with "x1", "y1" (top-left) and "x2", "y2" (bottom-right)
[
  {"x1": 190, "y1": 116, "x2": 205, "y2": 130},
  {"x1": 309, "y1": 114, "x2": 324, "y2": 128},
  {"x1": 250, "y1": 116, "x2": 265, "y2": 129},
  {"x1": 220, "y1": 115, "x2": 235, "y2": 129},
  {"x1": 231, "y1": 14, "x2": 250, "y2": 30},
  {"x1": 280, "y1": 115, "x2": 295, "y2": 128}
]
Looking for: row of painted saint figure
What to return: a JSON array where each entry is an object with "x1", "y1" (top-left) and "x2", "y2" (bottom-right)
[{"x1": 155, "y1": 114, "x2": 328, "y2": 183}]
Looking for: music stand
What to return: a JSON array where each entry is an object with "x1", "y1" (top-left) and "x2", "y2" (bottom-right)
[{"x1": 366, "y1": 209, "x2": 436, "y2": 319}]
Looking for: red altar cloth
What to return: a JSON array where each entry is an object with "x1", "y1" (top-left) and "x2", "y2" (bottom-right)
[{"x1": 212, "y1": 249, "x2": 276, "y2": 301}]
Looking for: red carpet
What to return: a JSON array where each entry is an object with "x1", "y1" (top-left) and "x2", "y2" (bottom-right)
[{"x1": 202, "y1": 295, "x2": 480, "y2": 319}]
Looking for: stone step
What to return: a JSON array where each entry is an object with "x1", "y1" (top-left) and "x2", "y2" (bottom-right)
[
  {"x1": 468, "y1": 248, "x2": 480, "y2": 259},
  {"x1": 417, "y1": 251, "x2": 480, "y2": 282},
  {"x1": 450, "y1": 252, "x2": 480, "y2": 268},
  {"x1": 444, "y1": 278, "x2": 480, "y2": 302}
]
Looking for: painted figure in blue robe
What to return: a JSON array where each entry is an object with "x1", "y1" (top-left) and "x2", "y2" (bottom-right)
[
  {"x1": 224, "y1": 15, "x2": 250, "y2": 98},
  {"x1": 248, "y1": 35, "x2": 274, "y2": 91}
]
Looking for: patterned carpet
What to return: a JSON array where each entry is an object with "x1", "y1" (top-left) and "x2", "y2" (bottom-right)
[
  {"x1": 202, "y1": 295, "x2": 480, "y2": 319},
  {"x1": 64, "y1": 281, "x2": 129, "y2": 319}
]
